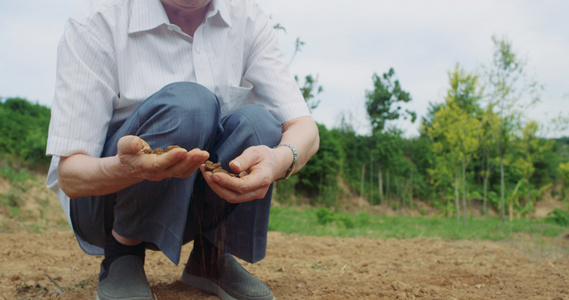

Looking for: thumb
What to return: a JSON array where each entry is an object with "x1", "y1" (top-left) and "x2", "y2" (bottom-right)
[
  {"x1": 117, "y1": 135, "x2": 149, "y2": 155},
  {"x1": 229, "y1": 149, "x2": 258, "y2": 173}
]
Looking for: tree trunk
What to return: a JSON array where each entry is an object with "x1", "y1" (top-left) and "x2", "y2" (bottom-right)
[
  {"x1": 410, "y1": 169, "x2": 414, "y2": 206},
  {"x1": 509, "y1": 197, "x2": 514, "y2": 222},
  {"x1": 360, "y1": 163, "x2": 366, "y2": 205},
  {"x1": 462, "y1": 160, "x2": 467, "y2": 226},
  {"x1": 369, "y1": 157, "x2": 373, "y2": 204},
  {"x1": 526, "y1": 178, "x2": 532, "y2": 219},
  {"x1": 386, "y1": 169, "x2": 391, "y2": 206},
  {"x1": 483, "y1": 171, "x2": 489, "y2": 220},
  {"x1": 378, "y1": 161, "x2": 383, "y2": 203},
  {"x1": 455, "y1": 172, "x2": 460, "y2": 225},
  {"x1": 397, "y1": 180, "x2": 408, "y2": 210},
  {"x1": 500, "y1": 152, "x2": 505, "y2": 226},
  {"x1": 483, "y1": 153, "x2": 491, "y2": 220}
]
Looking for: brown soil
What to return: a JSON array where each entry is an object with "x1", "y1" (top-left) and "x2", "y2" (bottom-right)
[
  {"x1": 143, "y1": 145, "x2": 181, "y2": 155},
  {"x1": 2, "y1": 171, "x2": 569, "y2": 299},
  {"x1": 1, "y1": 230, "x2": 569, "y2": 299},
  {"x1": 203, "y1": 160, "x2": 239, "y2": 178},
  {"x1": 142, "y1": 145, "x2": 239, "y2": 178}
]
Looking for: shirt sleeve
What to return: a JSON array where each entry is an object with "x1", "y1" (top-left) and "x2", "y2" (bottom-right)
[
  {"x1": 46, "y1": 18, "x2": 119, "y2": 158},
  {"x1": 242, "y1": 2, "x2": 311, "y2": 124}
]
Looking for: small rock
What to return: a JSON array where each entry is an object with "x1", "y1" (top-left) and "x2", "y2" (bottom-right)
[{"x1": 391, "y1": 280, "x2": 409, "y2": 291}]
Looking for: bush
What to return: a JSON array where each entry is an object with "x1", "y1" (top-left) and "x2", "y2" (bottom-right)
[
  {"x1": 0, "y1": 98, "x2": 51, "y2": 166},
  {"x1": 546, "y1": 208, "x2": 569, "y2": 227},
  {"x1": 316, "y1": 207, "x2": 336, "y2": 225}
]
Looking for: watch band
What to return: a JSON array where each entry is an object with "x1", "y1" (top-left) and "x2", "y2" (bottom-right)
[{"x1": 276, "y1": 144, "x2": 298, "y2": 181}]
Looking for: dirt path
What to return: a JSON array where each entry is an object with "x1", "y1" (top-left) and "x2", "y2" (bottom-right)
[{"x1": 1, "y1": 229, "x2": 569, "y2": 300}]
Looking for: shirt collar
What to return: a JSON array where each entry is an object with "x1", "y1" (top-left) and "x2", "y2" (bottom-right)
[
  {"x1": 208, "y1": 0, "x2": 232, "y2": 28},
  {"x1": 128, "y1": 0, "x2": 170, "y2": 34},
  {"x1": 129, "y1": 0, "x2": 231, "y2": 34}
]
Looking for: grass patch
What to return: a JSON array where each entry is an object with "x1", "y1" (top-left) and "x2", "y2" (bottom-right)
[
  {"x1": 269, "y1": 206, "x2": 569, "y2": 241},
  {"x1": 0, "y1": 164, "x2": 34, "y2": 217},
  {"x1": 0, "y1": 162, "x2": 68, "y2": 233}
]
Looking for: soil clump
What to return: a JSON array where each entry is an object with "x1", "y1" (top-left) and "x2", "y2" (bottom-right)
[
  {"x1": 203, "y1": 160, "x2": 239, "y2": 178},
  {"x1": 140, "y1": 146, "x2": 238, "y2": 177},
  {"x1": 142, "y1": 145, "x2": 181, "y2": 155}
]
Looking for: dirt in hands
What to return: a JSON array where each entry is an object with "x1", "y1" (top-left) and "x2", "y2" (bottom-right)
[
  {"x1": 142, "y1": 145, "x2": 181, "y2": 155},
  {"x1": 140, "y1": 146, "x2": 238, "y2": 177},
  {"x1": 203, "y1": 160, "x2": 239, "y2": 178}
]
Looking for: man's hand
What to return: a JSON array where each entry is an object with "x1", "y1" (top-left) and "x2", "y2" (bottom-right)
[
  {"x1": 58, "y1": 135, "x2": 210, "y2": 199},
  {"x1": 200, "y1": 145, "x2": 291, "y2": 203},
  {"x1": 118, "y1": 135, "x2": 209, "y2": 181}
]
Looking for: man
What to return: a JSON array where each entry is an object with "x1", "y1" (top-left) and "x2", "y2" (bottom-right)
[{"x1": 46, "y1": 0, "x2": 319, "y2": 299}]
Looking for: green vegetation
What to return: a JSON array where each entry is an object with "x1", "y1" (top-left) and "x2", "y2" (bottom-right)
[
  {"x1": 275, "y1": 36, "x2": 569, "y2": 227},
  {"x1": 1, "y1": 36, "x2": 569, "y2": 234},
  {"x1": 0, "y1": 164, "x2": 34, "y2": 218},
  {"x1": 0, "y1": 97, "x2": 51, "y2": 166},
  {"x1": 0, "y1": 97, "x2": 53, "y2": 231},
  {"x1": 269, "y1": 206, "x2": 568, "y2": 240}
]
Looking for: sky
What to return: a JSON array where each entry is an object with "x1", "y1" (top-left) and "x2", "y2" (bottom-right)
[{"x1": 1, "y1": 0, "x2": 568, "y2": 138}]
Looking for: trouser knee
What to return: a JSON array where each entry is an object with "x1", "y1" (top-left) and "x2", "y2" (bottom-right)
[
  {"x1": 221, "y1": 104, "x2": 282, "y2": 149},
  {"x1": 134, "y1": 82, "x2": 221, "y2": 151}
]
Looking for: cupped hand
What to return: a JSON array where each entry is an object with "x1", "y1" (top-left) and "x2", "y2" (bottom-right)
[
  {"x1": 200, "y1": 145, "x2": 288, "y2": 203},
  {"x1": 117, "y1": 135, "x2": 209, "y2": 181}
]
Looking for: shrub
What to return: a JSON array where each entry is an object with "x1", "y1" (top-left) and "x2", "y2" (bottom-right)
[
  {"x1": 316, "y1": 207, "x2": 336, "y2": 225},
  {"x1": 546, "y1": 208, "x2": 569, "y2": 227}
]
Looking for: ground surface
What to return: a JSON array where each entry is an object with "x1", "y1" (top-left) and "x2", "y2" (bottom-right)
[
  {"x1": 1, "y1": 229, "x2": 569, "y2": 300},
  {"x1": 2, "y1": 171, "x2": 569, "y2": 299}
]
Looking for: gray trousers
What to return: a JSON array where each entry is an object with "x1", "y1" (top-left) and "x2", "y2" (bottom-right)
[{"x1": 70, "y1": 82, "x2": 282, "y2": 264}]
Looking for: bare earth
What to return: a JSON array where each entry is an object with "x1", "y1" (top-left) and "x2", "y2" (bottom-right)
[
  {"x1": 1, "y1": 229, "x2": 569, "y2": 300},
  {"x1": 2, "y1": 174, "x2": 569, "y2": 299}
]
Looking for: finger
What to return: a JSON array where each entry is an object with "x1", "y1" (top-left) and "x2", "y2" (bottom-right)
[
  {"x1": 229, "y1": 147, "x2": 261, "y2": 174},
  {"x1": 138, "y1": 147, "x2": 188, "y2": 171},
  {"x1": 167, "y1": 149, "x2": 209, "y2": 177},
  {"x1": 210, "y1": 169, "x2": 271, "y2": 194},
  {"x1": 118, "y1": 135, "x2": 149, "y2": 155},
  {"x1": 202, "y1": 172, "x2": 268, "y2": 203}
]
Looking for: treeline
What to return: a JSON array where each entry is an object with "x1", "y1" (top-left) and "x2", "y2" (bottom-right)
[
  {"x1": 281, "y1": 37, "x2": 569, "y2": 224},
  {"x1": 1, "y1": 38, "x2": 569, "y2": 224},
  {"x1": 0, "y1": 97, "x2": 51, "y2": 166}
]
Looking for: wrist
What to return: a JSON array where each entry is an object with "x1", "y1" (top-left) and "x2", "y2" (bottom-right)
[
  {"x1": 100, "y1": 155, "x2": 140, "y2": 186},
  {"x1": 274, "y1": 144, "x2": 298, "y2": 181}
]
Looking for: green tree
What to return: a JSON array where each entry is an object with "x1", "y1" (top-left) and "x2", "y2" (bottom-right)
[
  {"x1": 512, "y1": 121, "x2": 555, "y2": 219},
  {"x1": 428, "y1": 65, "x2": 482, "y2": 225},
  {"x1": 0, "y1": 98, "x2": 51, "y2": 165},
  {"x1": 296, "y1": 124, "x2": 344, "y2": 207},
  {"x1": 366, "y1": 68, "x2": 417, "y2": 133},
  {"x1": 365, "y1": 68, "x2": 416, "y2": 203},
  {"x1": 559, "y1": 162, "x2": 569, "y2": 202},
  {"x1": 485, "y1": 36, "x2": 542, "y2": 225},
  {"x1": 419, "y1": 101, "x2": 444, "y2": 137},
  {"x1": 295, "y1": 74, "x2": 323, "y2": 113},
  {"x1": 478, "y1": 105, "x2": 500, "y2": 219}
]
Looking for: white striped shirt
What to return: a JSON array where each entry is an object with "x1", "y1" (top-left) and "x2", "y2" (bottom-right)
[{"x1": 46, "y1": 0, "x2": 310, "y2": 245}]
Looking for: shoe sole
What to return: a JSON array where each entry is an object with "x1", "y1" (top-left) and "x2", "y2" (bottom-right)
[{"x1": 181, "y1": 272, "x2": 275, "y2": 300}]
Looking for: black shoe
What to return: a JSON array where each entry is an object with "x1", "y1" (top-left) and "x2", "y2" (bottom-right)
[
  {"x1": 96, "y1": 255, "x2": 153, "y2": 300},
  {"x1": 182, "y1": 251, "x2": 275, "y2": 300}
]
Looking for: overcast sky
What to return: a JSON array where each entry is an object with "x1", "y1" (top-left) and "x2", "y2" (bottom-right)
[{"x1": 1, "y1": 0, "x2": 568, "y2": 138}]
